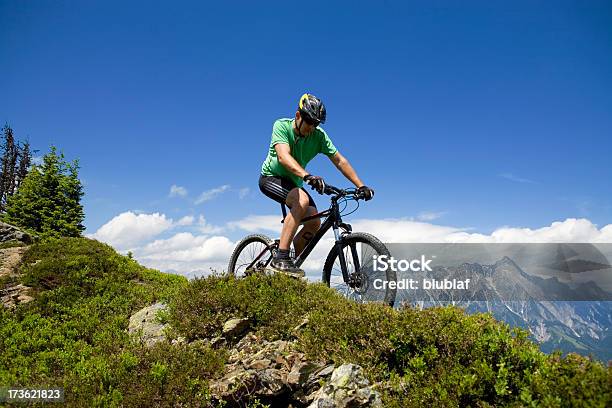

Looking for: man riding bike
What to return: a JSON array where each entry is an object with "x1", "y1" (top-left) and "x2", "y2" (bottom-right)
[{"x1": 259, "y1": 93, "x2": 375, "y2": 277}]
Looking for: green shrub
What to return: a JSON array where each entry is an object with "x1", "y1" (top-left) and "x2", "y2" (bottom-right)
[
  {"x1": 0, "y1": 237, "x2": 216, "y2": 407},
  {"x1": 170, "y1": 274, "x2": 611, "y2": 407}
]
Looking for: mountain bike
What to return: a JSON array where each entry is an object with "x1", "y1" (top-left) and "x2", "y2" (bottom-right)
[{"x1": 227, "y1": 184, "x2": 397, "y2": 307}]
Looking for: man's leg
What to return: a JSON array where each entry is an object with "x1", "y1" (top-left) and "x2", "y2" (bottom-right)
[
  {"x1": 293, "y1": 206, "x2": 320, "y2": 256},
  {"x1": 258, "y1": 175, "x2": 316, "y2": 276},
  {"x1": 278, "y1": 187, "x2": 311, "y2": 252}
]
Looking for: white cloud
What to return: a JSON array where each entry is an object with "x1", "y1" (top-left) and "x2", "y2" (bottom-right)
[
  {"x1": 447, "y1": 218, "x2": 612, "y2": 243},
  {"x1": 139, "y1": 233, "x2": 233, "y2": 261},
  {"x1": 352, "y1": 217, "x2": 612, "y2": 244},
  {"x1": 238, "y1": 187, "x2": 250, "y2": 199},
  {"x1": 169, "y1": 184, "x2": 188, "y2": 198},
  {"x1": 499, "y1": 173, "x2": 536, "y2": 184},
  {"x1": 88, "y1": 211, "x2": 173, "y2": 250},
  {"x1": 227, "y1": 215, "x2": 283, "y2": 234},
  {"x1": 195, "y1": 185, "x2": 231, "y2": 204},
  {"x1": 416, "y1": 211, "x2": 447, "y2": 222},
  {"x1": 198, "y1": 215, "x2": 225, "y2": 234},
  {"x1": 135, "y1": 233, "x2": 235, "y2": 275},
  {"x1": 176, "y1": 215, "x2": 194, "y2": 226},
  {"x1": 91, "y1": 210, "x2": 612, "y2": 279},
  {"x1": 350, "y1": 218, "x2": 463, "y2": 243}
]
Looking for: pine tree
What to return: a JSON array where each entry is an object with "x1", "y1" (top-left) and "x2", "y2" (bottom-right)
[
  {"x1": 0, "y1": 124, "x2": 19, "y2": 211},
  {"x1": 16, "y1": 140, "x2": 32, "y2": 190},
  {"x1": 4, "y1": 146, "x2": 85, "y2": 237}
]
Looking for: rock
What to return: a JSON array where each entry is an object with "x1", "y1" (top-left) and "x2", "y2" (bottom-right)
[
  {"x1": 210, "y1": 334, "x2": 331, "y2": 406},
  {"x1": 0, "y1": 237, "x2": 33, "y2": 309},
  {"x1": 210, "y1": 336, "x2": 225, "y2": 348},
  {"x1": 303, "y1": 364, "x2": 335, "y2": 396},
  {"x1": 0, "y1": 222, "x2": 35, "y2": 244},
  {"x1": 211, "y1": 369, "x2": 260, "y2": 402},
  {"x1": 307, "y1": 364, "x2": 383, "y2": 408},
  {"x1": 257, "y1": 368, "x2": 287, "y2": 397},
  {"x1": 222, "y1": 317, "x2": 250, "y2": 338},
  {"x1": 249, "y1": 358, "x2": 272, "y2": 370},
  {"x1": 287, "y1": 361, "x2": 321, "y2": 387},
  {"x1": 1, "y1": 283, "x2": 34, "y2": 309},
  {"x1": 209, "y1": 333, "x2": 375, "y2": 407},
  {"x1": 0, "y1": 247, "x2": 28, "y2": 279},
  {"x1": 128, "y1": 302, "x2": 168, "y2": 346}
]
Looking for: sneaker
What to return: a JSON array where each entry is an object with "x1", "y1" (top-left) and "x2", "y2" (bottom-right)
[{"x1": 267, "y1": 258, "x2": 305, "y2": 278}]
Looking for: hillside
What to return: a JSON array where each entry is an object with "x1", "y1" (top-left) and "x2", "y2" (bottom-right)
[{"x1": 0, "y1": 236, "x2": 610, "y2": 407}]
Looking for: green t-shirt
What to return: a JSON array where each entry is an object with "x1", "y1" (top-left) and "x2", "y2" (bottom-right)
[{"x1": 261, "y1": 118, "x2": 338, "y2": 187}]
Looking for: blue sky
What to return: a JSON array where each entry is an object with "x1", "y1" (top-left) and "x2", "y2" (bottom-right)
[{"x1": 1, "y1": 1, "x2": 611, "y2": 274}]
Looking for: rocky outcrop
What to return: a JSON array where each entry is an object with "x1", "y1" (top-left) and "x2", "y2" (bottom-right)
[
  {"x1": 126, "y1": 306, "x2": 383, "y2": 407},
  {"x1": 0, "y1": 221, "x2": 35, "y2": 244},
  {"x1": 307, "y1": 364, "x2": 383, "y2": 408},
  {"x1": 0, "y1": 243, "x2": 33, "y2": 309},
  {"x1": 128, "y1": 302, "x2": 169, "y2": 346},
  {"x1": 1, "y1": 282, "x2": 34, "y2": 309},
  {"x1": 209, "y1": 333, "x2": 338, "y2": 407}
]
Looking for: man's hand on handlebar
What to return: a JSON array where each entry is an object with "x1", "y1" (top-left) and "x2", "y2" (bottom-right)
[
  {"x1": 357, "y1": 185, "x2": 375, "y2": 201},
  {"x1": 303, "y1": 174, "x2": 326, "y2": 195}
]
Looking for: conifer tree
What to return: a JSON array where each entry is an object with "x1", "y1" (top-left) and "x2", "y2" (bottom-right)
[
  {"x1": 4, "y1": 146, "x2": 85, "y2": 237},
  {"x1": 0, "y1": 125, "x2": 19, "y2": 211},
  {"x1": 16, "y1": 140, "x2": 32, "y2": 190}
]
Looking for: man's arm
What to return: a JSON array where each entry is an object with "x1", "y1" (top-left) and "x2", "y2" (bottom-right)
[
  {"x1": 329, "y1": 151, "x2": 365, "y2": 187},
  {"x1": 275, "y1": 144, "x2": 309, "y2": 179}
]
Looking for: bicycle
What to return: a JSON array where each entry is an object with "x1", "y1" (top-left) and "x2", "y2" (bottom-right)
[{"x1": 227, "y1": 183, "x2": 397, "y2": 307}]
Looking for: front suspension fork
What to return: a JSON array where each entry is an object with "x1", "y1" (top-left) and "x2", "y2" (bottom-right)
[{"x1": 333, "y1": 225, "x2": 360, "y2": 287}]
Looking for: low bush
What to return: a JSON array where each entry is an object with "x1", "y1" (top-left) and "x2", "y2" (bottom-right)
[{"x1": 170, "y1": 274, "x2": 611, "y2": 407}]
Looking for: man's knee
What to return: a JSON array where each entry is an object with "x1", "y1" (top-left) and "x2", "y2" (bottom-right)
[
  {"x1": 286, "y1": 188, "x2": 310, "y2": 213},
  {"x1": 301, "y1": 230, "x2": 315, "y2": 242},
  {"x1": 299, "y1": 208, "x2": 319, "y2": 243},
  {"x1": 304, "y1": 206, "x2": 321, "y2": 229}
]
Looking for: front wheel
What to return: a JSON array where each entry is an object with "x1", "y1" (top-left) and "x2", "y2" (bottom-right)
[
  {"x1": 227, "y1": 234, "x2": 276, "y2": 277},
  {"x1": 322, "y1": 232, "x2": 396, "y2": 307}
]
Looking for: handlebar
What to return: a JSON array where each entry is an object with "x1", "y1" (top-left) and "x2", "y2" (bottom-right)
[{"x1": 323, "y1": 184, "x2": 365, "y2": 200}]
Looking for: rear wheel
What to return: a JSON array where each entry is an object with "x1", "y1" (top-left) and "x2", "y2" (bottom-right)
[
  {"x1": 227, "y1": 234, "x2": 276, "y2": 277},
  {"x1": 322, "y1": 232, "x2": 396, "y2": 307}
]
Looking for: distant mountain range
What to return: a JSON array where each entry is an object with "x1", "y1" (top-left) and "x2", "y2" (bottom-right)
[{"x1": 397, "y1": 255, "x2": 612, "y2": 362}]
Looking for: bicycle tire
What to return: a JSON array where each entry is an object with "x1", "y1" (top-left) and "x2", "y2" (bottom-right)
[
  {"x1": 322, "y1": 232, "x2": 396, "y2": 307},
  {"x1": 227, "y1": 234, "x2": 275, "y2": 277}
]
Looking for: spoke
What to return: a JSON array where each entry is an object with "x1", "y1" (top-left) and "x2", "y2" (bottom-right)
[
  {"x1": 234, "y1": 241, "x2": 271, "y2": 276},
  {"x1": 327, "y1": 240, "x2": 390, "y2": 304}
]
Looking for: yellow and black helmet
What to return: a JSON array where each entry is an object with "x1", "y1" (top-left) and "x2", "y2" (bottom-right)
[{"x1": 298, "y1": 93, "x2": 326, "y2": 126}]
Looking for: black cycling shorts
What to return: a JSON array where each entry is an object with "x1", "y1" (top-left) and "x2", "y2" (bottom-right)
[{"x1": 259, "y1": 174, "x2": 316, "y2": 209}]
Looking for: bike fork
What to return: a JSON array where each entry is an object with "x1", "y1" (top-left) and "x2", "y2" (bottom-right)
[{"x1": 333, "y1": 226, "x2": 351, "y2": 284}]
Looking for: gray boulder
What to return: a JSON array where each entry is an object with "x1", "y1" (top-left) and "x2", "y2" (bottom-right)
[
  {"x1": 210, "y1": 334, "x2": 334, "y2": 406},
  {"x1": 0, "y1": 222, "x2": 34, "y2": 244},
  {"x1": 307, "y1": 363, "x2": 383, "y2": 408},
  {"x1": 222, "y1": 317, "x2": 251, "y2": 338},
  {"x1": 128, "y1": 302, "x2": 168, "y2": 346}
]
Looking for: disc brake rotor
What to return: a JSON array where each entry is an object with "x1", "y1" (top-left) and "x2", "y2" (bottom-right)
[{"x1": 349, "y1": 272, "x2": 369, "y2": 294}]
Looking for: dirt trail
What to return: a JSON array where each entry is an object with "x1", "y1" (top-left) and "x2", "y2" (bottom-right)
[
  {"x1": 0, "y1": 246, "x2": 33, "y2": 308},
  {"x1": 0, "y1": 246, "x2": 27, "y2": 278}
]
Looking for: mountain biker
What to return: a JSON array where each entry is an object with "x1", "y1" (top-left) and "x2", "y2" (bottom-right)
[{"x1": 259, "y1": 93, "x2": 375, "y2": 277}]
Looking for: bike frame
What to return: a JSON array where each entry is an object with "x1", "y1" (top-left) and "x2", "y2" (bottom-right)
[{"x1": 245, "y1": 191, "x2": 358, "y2": 284}]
